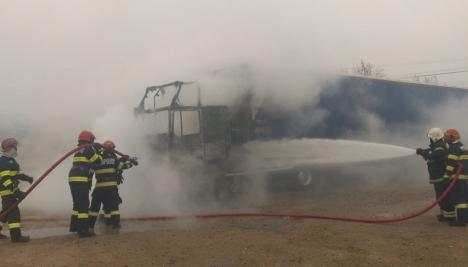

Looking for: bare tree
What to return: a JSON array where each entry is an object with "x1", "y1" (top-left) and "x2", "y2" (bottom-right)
[
  {"x1": 423, "y1": 75, "x2": 438, "y2": 84},
  {"x1": 351, "y1": 60, "x2": 385, "y2": 78},
  {"x1": 412, "y1": 74, "x2": 438, "y2": 84}
]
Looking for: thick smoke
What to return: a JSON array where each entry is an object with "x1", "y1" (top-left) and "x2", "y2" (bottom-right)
[
  {"x1": 6, "y1": 59, "x2": 463, "y2": 216},
  {"x1": 0, "y1": 0, "x2": 466, "y2": 217},
  {"x1": 7, "y1": 64, "x2": 464, "y2": 217}
]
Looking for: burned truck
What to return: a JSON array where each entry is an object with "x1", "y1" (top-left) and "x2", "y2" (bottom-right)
[
  {"x1": 134, "y1": 81, "x2": 313, "y2": 199},
  {"x1": 135, "y1": 81, "x2": 235, "y2": 162},
  {"x1": 133, "y1": 73, "x2": 468, "y2": 203}
]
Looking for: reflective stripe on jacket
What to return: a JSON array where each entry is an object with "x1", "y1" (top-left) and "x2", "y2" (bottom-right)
[
  {"x1": 68, "y1": 146, "x2": 101, "y2": 183},
  {"x1": 0, "y1": 156, "x2": 21, "y2": 198}
]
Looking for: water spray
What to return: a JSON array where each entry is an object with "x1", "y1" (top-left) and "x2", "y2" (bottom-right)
[{"x1": 0, "y1": 145, "x2": 461, "y2": 226}]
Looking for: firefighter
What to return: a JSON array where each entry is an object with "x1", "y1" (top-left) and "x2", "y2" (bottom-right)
[
  {"x1": 416, "y1": 128, "x2": 453, "y2": 222},
  {"x1": 68, "y1": 130, "x2": 102, "y2": 237},
  {"x1": 89, "y1": 140, "x2": 135, "y2": 230},
  {"x1": 0, "y1": 138, "x2": 33, "y2": 242},
  {"x1": 443, "y1": 128, "x2": 468, "y2": 227}
]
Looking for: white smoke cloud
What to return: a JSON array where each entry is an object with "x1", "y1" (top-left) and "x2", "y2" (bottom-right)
[{"x1": 0, "y1": 0, "x2": 466, "y2": 217}]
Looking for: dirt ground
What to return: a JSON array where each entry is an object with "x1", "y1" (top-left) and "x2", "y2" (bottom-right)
[{"x1": 1, "y1": 181, "x2": 468, "y2": 267}]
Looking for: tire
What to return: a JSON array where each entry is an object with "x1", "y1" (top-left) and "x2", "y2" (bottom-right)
[{"x1": 296, "y1": 169, "x2": 312, "y2": 187}]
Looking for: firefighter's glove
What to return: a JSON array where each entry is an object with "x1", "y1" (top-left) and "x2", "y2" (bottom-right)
[
  {"x1": 130, "y1": 157, "x2": 139, "y2": 166},
  {"x1": 117, "y1": 175, "x2": 124, "y2": 185},
  {"x1": 18, "y1": 174, "x2": 34, "y2": 184},
  {"x1": 14, "y1": 190, "x2": 26, "y2": 200},
  {"x1": 93, "y1": 142, "x2": 102, "y2": 150},
  {"x1": 416, "y1": 148, "x2": 424, "y2": 156},
  {"x1": 23, "y1": 175, "x2": 33, "y2": 184},
  {"x1": 93, "y1": 143, "x2": 104, "y2": 154}
]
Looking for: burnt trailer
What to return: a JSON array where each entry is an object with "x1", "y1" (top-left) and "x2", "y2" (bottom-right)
[{"x1": 256, "y1": 75, "x2": 468, "y2": 143}]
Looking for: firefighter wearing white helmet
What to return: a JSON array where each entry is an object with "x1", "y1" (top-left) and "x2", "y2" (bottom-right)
[
  {"x1": 427, "y1": 128, "x2": 444, "y2": 143},
  {"x1": 416, "y1": 128, "x2": 454, "y2": 222},
  {"x1": 0, "y1": 138, "x2": 34, "y2": 242}
]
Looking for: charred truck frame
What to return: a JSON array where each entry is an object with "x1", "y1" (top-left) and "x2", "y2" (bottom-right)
[
  {"x1": 134, "y1": 81, "x2": 312, "y2": 199},
  {"x1": 134, "y1": 81, "x2": 235, "y2": 162}
]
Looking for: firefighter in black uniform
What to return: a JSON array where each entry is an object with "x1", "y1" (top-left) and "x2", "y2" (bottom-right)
[
  {"x1": 68, "y1": 130, "x2": 102, "y2": 237},
  {"x1": 89, "y1": 140, "x2": 135, "y2": 230},
  {"x1": 416, "y1": 128, "x2": 453, "y2": 222},
  {"x1": 443, "y1": 128, "x2": 468, "y2": 227},
  {"x1": 0, "y1": 138, "x2": 33, "y2": 242}
]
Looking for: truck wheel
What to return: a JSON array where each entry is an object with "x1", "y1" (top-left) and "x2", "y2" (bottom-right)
[{"x1": 297, "y1": 170, "x2": 312, "y2": 187}]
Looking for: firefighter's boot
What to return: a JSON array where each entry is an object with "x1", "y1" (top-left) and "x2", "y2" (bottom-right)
[
  {"x1": 76, "y1": 218, "x2": 95, "y2": 238},
  {"x1": 451, "y1": 205, "x2": 468, "y2": 227},
  {"x1": 449, "y1": 221, "x2": 466, "y2": 227},
  {"x1": 0, "y1": 225, "x2": 6, "y2": 239},
  {"x1": 10, "y1": 229, "x2": 30, "y2": 243},
  {"x1": 89, "y1": 215, "x2": 97, "y2": 229},
  {"x1": 78, "y1": 227, "x2": 95, "y2": 238},
  {"x1": 88, "y1": 227, "x2": 95, "y2": 236},
  {"x1": 109, "y1": 223, "x2": 121, "y2": 235},
  {"x1": 436, "y1": 214, "x2": 453, "y2": 223},
  {"x1": 69, "y1": 214, "x2": 78, "y2": 232}
]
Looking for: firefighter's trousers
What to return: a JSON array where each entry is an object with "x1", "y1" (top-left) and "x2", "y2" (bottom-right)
[
  {"x1": 449, "y1": 180, "x2": 468, "y2": 224},
  {"x1": 1, "y1": 196, "x2": 23, "y2": 239},
  {"x1": 89, "y1": 186, "x2": 120, "y2": 228},
  {"x1": 69, "y1": 183, "x2": 90, "y2": 234},
  {"x1": 434, "y1": 180, "x2": 455, "y2": 219}
]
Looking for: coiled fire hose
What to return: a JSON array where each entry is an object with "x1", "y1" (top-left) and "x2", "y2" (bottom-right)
[{"x1": 0, "y1": 145, "x2": 463, "y2": 224}]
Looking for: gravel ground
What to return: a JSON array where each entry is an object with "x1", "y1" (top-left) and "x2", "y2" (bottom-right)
[{"x1": 1, "y1": 181, "x2": 467, "y2": 267}]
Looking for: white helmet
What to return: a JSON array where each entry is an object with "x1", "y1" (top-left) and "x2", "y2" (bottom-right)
[{"x1": 427, "y1": 128, "x2": 444, "y2": 142}]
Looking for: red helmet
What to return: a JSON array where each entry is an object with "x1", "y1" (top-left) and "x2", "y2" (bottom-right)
[
  {"x1": 78, "y1": 130, "x2": 95, "y2": 143},
  {"x1": 102, "y1": 140, "x2": 116, "y2": 150},
  {"x1": 444, "y1": 128, "x2": 461, "y2": 143},
  {"x1": 1, "y1": 138, "x2": 18, "y2": 152}
]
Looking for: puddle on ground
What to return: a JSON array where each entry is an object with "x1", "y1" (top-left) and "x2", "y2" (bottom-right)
[{"x1": 0, "y1": 220, "x2": 179, "y2": 239}]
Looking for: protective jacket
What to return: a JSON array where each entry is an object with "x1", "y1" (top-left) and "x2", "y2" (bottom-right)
[
  {"x1": 424, "y1": 139, "x2": 448, "y2": 183},
  {"x1": 94, "y1": 150, "x2": 132, "y2": 188},
  {"x1": 68, "y1": 145, "x2": 101, "y2": 184},
  {"x1": 444, "y1": 141, "x2": 467, "y2": 179},
  {"x1": 0, "y1": 155, "x2": 32, "y2": 241},
  {"x1": 0, "y1": 156, "x2": 30, "y2": 198}
]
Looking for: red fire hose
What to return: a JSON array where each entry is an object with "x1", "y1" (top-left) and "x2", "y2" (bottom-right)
[
  {"x1": 0, "y1": 144, "x2": 89, "y2": 221},
  {"x1": 0, "y1": 145, "x2": 463, "y2": 224}
]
